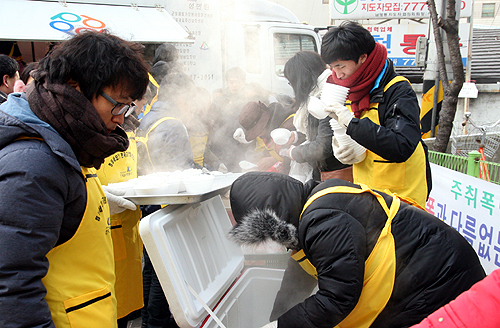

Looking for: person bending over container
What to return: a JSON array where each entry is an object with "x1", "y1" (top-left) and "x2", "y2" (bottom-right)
[{"x1": 228, "y1": 172, "x2": 485, "y2": 328}]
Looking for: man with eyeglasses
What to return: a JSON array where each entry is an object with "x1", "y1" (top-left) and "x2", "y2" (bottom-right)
[{"x1": 0, "y1": 30, "x2": 149, "y2": 328}]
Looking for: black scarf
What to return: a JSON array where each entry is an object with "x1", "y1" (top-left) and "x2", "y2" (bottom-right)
[{"x1": 26, "y1": 71, "x2": 129, "y2": 169}]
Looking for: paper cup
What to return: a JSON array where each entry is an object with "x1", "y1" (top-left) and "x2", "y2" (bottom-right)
[
  {"x1": 307, "y1": 96, "x2": 329, "y2": 119},
  {"x1": 330, "y1": 119, "x2": 347, "y2": 136},
  {"x1": 334, "y1": 134, "x2": 367, "y2": 164},
  {"x1": 321, "y1": 83, "x2": 349, "y2": 106},
  {"x1": 270, "y1": 128, "x2": 292, "y2": 145}
]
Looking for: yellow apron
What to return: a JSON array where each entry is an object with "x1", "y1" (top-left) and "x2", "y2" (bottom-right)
[
  {"x1": 349, "y1": 76, "x2": 429, "y2": 208},
  {"x1": 254, "y1": 114, "x2": 296, "y2": 162},
  {"x1": 190, "y1": 132, "x2": 209, "y2": 166},
  {"x1": 256, "y1": 137, "x2": 283, "y2": 162},
  {"x1": 143, "y1": 73, "x2": 159, "y2": 118},
  {"x1": 292, "y1": 184, "x2": 399, "y2": 328},
  {"x1": 136, "y1": 117, "x2": 179, "y2": 172},
  {"x1": 43, "y1": 167, "x2": 117, "y2": 328},
  {"x1": 97, "y1": 131, "x2": 143, "y2": 319}
]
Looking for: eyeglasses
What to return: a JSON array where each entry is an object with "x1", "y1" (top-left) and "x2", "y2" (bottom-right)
[{"x1": 100, "y1": 91, "x2": 137, "y2": 117}]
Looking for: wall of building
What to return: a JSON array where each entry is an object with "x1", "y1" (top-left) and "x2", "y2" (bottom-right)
[
  {"x1": 473, "y1": 0, "x2": 500, "y2": 27},
  {"x1": 413, "y1": 84, "x2": 500, "y2": 128},
  {"x1": 266, "y1": 0, "x2": 330, "y2": 27}
]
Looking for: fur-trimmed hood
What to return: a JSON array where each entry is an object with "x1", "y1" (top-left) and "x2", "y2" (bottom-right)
[
  {"x1": 228, "y1": 172, "x2": 317, "y2": 249},
  {"x1": 229, "y1": 208, "x2": 299, "y2": 249}
]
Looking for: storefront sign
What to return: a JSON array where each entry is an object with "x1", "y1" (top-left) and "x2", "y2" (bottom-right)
[{"x1": 365, "y1": 23, "x2": 470, "y2": 67}]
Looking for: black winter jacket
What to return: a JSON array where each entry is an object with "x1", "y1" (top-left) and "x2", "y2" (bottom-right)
[
  {"x1": 0, "y1": 94, "x2": 86, "y2": 328},
  {"x1": 347, "y1": 60, "x2": 432, "y2": 195},
  {"x1": 291, "y1": 115, "x2": 350, "y2": 180},
  {"x1": 229, "y1": 172, "x2": 485, "y2": 328}
]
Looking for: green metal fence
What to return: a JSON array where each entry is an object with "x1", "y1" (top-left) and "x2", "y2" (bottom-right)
[{"x1": 429, "y1": 151, "x2": 500, "y2": 185}]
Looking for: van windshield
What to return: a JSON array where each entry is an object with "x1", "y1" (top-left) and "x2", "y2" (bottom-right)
[{"x1": 274, "y1": 33, "x2": 317, "y2": 76}]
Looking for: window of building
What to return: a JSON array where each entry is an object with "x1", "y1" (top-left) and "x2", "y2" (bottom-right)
[{"x1": 482, "y1": 3, "x2": 495, "y2": 18}]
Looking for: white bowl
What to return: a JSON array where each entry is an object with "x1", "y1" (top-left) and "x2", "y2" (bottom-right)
[
  {"x1": 239, "y1": 161, "x2": 258, "y2": 171},
  {"x1": 270, "y1": 128, "x2": 292, "y2": 145},
  {"x1": 182, "y1": 174, "x2": 215, "y2": 194},
  {"x1": 321, "y1": 83, "x2": 349, "y2": 105},
  {"x1": 322, "y1": 82, "x2": 350, "y2": 94},
  {"x1": 106, "y1": 182, "x2": 136, "y2": 196},
  {"x1": 134, "y1": 181, "x2": 180, "y2": 196},
  {"x1": 308, "y1": 96, "x2": 328, "y2": 119}
]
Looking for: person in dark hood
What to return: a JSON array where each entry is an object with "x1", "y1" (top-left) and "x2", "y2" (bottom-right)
[
  {"x1": 137, "y1": 71, "x2": 197, "y2": 175},
  {"x1": 0, "y1": 30, "x2": 149, "y2": 328},
  {"x1": 143, "y1": 44, "x2": 183, "y2": 119},
  {"x1": 150, "y1": 43, "x2": 182, "y2": 85},
  {"x1": 228, "y1": 172, "x2": 486, "y2": 328}
]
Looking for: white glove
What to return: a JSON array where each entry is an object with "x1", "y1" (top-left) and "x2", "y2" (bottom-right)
[
  {"x1": 332, "y1": 136, "x2": 366, "y2": 164},
  {"x1": 233, "y1": 128, "x2": 252, "y2": 144},
  {"x1": 218, "y1": 163, "x2": 229, "y2": 173},
  {"x1": 102, "y1": 185, "x2": 137, "y2": 215},
  {"x1": 279, "y1": 145, "x2": 295, "y2": 161},
  {"x1": 260, "y1": 321, "x2": 278, "y2": 328},
  {"x1": 325, "y1": 102, "x2": 354, "y2": 129},
  {"x1": 268, "y1": 95, "x2": 279, "y2": 103}
]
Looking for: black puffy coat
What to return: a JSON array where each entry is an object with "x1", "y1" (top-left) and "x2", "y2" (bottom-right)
[
  {"x1": 291, "y1": 115, "x2": 349, "y2": 180},
  {"x1": 229, "y1": 172, "x2": 485, "y2": 328}
]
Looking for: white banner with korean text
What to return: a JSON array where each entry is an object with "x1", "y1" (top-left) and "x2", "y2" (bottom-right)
[
  {"x1": 330, "y1": 0, "x2": 472, "y2": 20},
  {"x1": 426, "y1": 163, "x2": 500, "y2": 274}
]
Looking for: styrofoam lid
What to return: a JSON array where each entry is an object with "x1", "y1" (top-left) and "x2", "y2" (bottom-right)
[{"x1": 139, "y1": 195, "x2": 244, "y2": 328}]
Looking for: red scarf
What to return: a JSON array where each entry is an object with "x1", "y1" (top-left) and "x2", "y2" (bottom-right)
[{"x1": 327, "y1": 43, "x2": 387, "y2": 118}]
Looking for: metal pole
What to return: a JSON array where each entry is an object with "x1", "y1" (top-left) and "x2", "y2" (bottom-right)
[
  {"x1": 431, "y1": 73, "x2": 440, "y2": 137},
  {"x1": 467, "y1": 151, "x2": 480, "y2": 178}
]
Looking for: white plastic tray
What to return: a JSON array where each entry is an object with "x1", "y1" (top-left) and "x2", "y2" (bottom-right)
[
  {"x1": 125, "y1": 173, "x2": 242, "y2": 205},
  {"x1": 125, "y1": 185, "x2": 230, "y2": 205}
]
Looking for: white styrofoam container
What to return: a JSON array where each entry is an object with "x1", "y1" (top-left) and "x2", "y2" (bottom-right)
[
  {"x1": 202, "y1": 267, "x2": 284, "y2": 328},
  {"x1": 139, "y1": 195, "x2": 284, "y2": 328}
]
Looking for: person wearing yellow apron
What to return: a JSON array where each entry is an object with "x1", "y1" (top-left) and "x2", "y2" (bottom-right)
[
  {"x1": 44, "y1": 167, "x2": 118, "y2": 328},
  {"x1": 136, "y1": 73, "x2": 198, "y2": 176},
  {"x1": 237, "y1": 100, "x2": 305, "y2": 174},
  {"x1": 97, "y1": 122, "x2": 144, "y2": 328},
  {"x1": 228, "y1": 172, "x2": 486, "y2": 328},
  {"x1": 320, "y1": 21, "x2": 431, "y2": 208},
  {"x1": 0, "y1": 31, "x2": 149, "y2": 328}
]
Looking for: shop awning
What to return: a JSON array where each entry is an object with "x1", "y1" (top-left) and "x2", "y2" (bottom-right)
[{"x1": 0, "y1": 0, "x2": 193, "y2": 43}]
